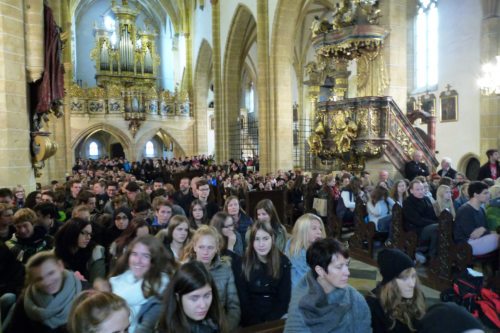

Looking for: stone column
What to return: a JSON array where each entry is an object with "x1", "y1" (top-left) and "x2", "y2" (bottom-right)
[
  {"x1": 0, "y1": 1, "x2": 36, "y2": 190},
  {"x1": 379, "y1": 0, "x2": 408, "y2": 108},
  {"x1": 479, "y1": 0, "x2": 500, "y2": 161},
  {"x1": 257, "y1": 0, "x2": 271, "y2": 173},
  {"x1": 211, "y1": 0, "x2": 225, "y2": 163}
]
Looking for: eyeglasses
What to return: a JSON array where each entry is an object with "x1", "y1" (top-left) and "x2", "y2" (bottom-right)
[{"x1": 80, "y1": 231, "x2": 92, "y2": 238}]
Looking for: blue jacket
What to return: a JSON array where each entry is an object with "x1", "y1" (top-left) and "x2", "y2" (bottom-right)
[{"x1": 285, "y1": 239, "x2": 309, "y2": 288}]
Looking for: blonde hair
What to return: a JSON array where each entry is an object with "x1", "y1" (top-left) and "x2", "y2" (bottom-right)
[
  {"x1": 490, "y1": 185, "x2": 500, "y2": 199},
  {"x1": 288, "y1": 213, "x2": 325, "y2": 257},
  {"x1": 378, "y1": 267, "x2": 426, "y2": 332},
  {"x1": 434, "y1": 185, "x2": 456, "y2": 219},
  {"x1": 181, "y1": 225, "x2": 222, "y2": 263},
  {"x1": 13, "y1": 208, "x2": 37, "y2": 225}
]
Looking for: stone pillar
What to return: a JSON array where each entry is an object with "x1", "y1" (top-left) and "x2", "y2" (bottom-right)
[
  {"x1": 257, "y1": 0, "x2": 272, "y2": 173},
  {"x1": 0, "y1": 1, "x2": 36, "y2": 190},
  {"x1": 379, "y1": 0, "x2": 408, "y2": 108},
  {"x1": 211, "y1": 0, "x2": 225, "y2": 163},
  {"x1": 184, "y1": 32, "x2": 193, "y2": 104},
  {"x1": 479, "y1": 0, "x2": 500, "y2": 162},
  {"x1": 24, "y1": 0, "x2": 44, "y2": 82}
]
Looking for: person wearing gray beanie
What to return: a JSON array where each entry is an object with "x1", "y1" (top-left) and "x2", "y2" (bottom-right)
[{"x1": 365, "y1": 249, "x2": 426, "y2": 333}]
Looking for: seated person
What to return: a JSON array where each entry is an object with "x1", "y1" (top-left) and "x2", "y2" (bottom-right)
[
  {"x1": 284, "y1": 238, "x2": 371, "y2": 332},
  {"x1": 6, "y1": 208, "x2": 53, "y2": 263},
  {"x1": 432, "y1": 185, "x2": 456, "y2": 219},
  {"x1": 5, "y1": 251, "x2": 87, "y2": 333},
  {"x1": 419, "y1": 302, "x2": 484, "y2": 333},
  {"x1": 366, "y1": 249, "x2": 426, "y2": 333},
  {"x1": 486, "y1": 184, "x2": 500, "y2": 232},
  {"x1": 67, "y1": 290, "x2": 130, "y2": 333},
  {"x1": 402, "y1": 180, "x2": 439, "y2": 260},
  {"x1": 367, "y1": 185, "x2": 394, "y2": 232},
  {"x1": 0, "y1": 203, "x2": 15, "y2": 242},
  {"x1": 454, "y1": 181, "x2": 499, "y2": 256}
]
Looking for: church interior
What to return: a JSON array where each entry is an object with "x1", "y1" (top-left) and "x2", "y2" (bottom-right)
[
  {"x1": 1, "y1": 0, "x2": 500, "y2": 332},
  {"x1": 0, "y1": 0, "x2": 498, "y2": 188}
]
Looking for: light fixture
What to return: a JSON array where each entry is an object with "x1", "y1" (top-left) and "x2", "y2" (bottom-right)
[{"x1": 478, "y1": 55, "x2": 500, "y2": 95}]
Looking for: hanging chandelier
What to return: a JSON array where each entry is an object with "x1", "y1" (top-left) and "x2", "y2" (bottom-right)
[{"x1": 478, "y1": 56, "x2": 500, "y2": 95}]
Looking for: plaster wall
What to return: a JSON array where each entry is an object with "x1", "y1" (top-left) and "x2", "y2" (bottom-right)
[
  {"x1": 193, "y1": 4, "x2": 212, "y2": 76},
  {"x1": 434, "y1": 0, "x2": 482, "y2": 168}
]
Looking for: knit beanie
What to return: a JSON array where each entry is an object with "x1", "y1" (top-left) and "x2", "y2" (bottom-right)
[
  {"x1": 377, "y1": 248, "x2": 414, "y2": 285},
  {"x1": 419, "y1": 303, "x2": 484, "y2": 333}
]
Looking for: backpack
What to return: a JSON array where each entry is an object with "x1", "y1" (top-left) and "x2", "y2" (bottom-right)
[{"x1": 440, "y1": 270, "x2": 500, "y2": 329}]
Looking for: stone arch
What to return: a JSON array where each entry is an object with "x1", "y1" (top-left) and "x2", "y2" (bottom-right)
[
  {"x1": 193, "y1": 39, "x2": 213, "y2": 155},
  {"x1": 135, "y1": 128, "x2": 186, "y2": 161},
  {"x1": 72, "y1": 123, "x2": 133, "y2": 159},
  {"x1": 223, "y1": 4, "x2": 257, "y2": 161},
  {"x1": 457, "y1": 153, "x2": 481, "y2": 179}
]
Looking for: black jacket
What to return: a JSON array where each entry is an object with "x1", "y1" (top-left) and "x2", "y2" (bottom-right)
[
  {"x1": 437, "y1": 167, "x2": 457, "y2": 180},
  {"x1": 477, "y1": 161, "x2": 500, "y2": 180},
  {"x1": 366, "y1": 295, "x2": 418, "y2": 333},
  {"x1": 235, "y1": 253, "x2": 291, "y2": 327},
  {"x1": 404, "y1": 161, "x2": 430, "y2": 181},
  {"x1": 402, "y1": 195, "x2": 438, "y2": 236}
]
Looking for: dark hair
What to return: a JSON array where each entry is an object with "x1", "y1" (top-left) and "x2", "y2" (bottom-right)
[
  {"x1": 113, "y1": 218, "x2": 150, "y2": 259},
  {"x1": 54, "y1": 218, "x2": 96, "y2": 277},
  {"x1": 111, "y1": 235, "x2": 177, "y2": 298},
  {"x1": 113, "y1": 207, "x2": 132, "y2": 222},
  {"x1": 164, "y1": 215, "x2": 191, "y2": 247},
  {"x1": 24, "y1": 191, "x2": 41, "y2": 209},
  {"x1": 486, "y1": 149, "x2": 498, "y2": 158},
  {"x1": 33, "y1": 202, "x2": 59, "y2": 219},
  {"x1": 243, "y1": 221, "x2": 281, "y2": 281},
  {"x1": 76, "y1": 190, "x2": 96, "y2": 206},
  {"x1": 157, "y1": 261, "x2": 225, "y2": 333},
  {"x1": 209, "y1": 212, "x2": 232, "y2": 250},
  {"x1": 306, "y1": 238, "x2": 349, "y2": 279},
  {"x1": 254, "y1": 199, "x2": 282, "y2": 232},
  {"x1": 370, "y1": 185, "x2": 389, "y2": 205},
  {"x1": 133, "y1": 199, "x2": 151, "y2": 213},
  {"x1": 0, "y1": 188, "x2": 13, "y2": 198},
  {"x1": 467, "y1": 181, "x2": 489, "y2": 198},
  {"x1": 188, "y1": 199, "x2": 208, "y2": 229}
]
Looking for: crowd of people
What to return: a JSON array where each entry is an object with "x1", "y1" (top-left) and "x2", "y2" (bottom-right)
[{"x1": 0, "y1": 151, "x2": 497, "y2": 333}]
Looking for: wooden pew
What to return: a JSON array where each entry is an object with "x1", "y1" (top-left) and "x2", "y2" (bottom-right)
[
  {"x1": 245, "y1": 190, "x2": 287, "y2": 225},
  {"x1": 429, "y1": 210, "x2": 472, "y2": 285},
  {"x1": 349, "y1": 196, "x2": 378, "y2": 261},
  {"x1": 391, "y1": 203, "x2": 418, "y2": 259}
]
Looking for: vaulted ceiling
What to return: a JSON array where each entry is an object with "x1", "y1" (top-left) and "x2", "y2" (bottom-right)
[{"x1": 70, "y1": 0, "x2": 192, "y2": 34}]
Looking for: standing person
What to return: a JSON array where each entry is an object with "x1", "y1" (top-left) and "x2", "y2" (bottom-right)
[
  {"x1": 236, "y1": 222, "x2": 291, "y2": 327},
  {"x1": 254, "y1": 199, "x2": 288, "y2": 251},
  {"x1": 404, "y1": 151, "x2": 430, "y2": 181},
  {"x1": 454, "y1": 181, "x2": 500, "y2": 256},
  {"x1": 182, "y1": 225, "x2": 241, "y2": 331},
  {"x1": 5, "y1": 251, "x2": 86, "y2": 333},
  {"x1": 284, "y1": 238, "x2": 371, "y2": 333},
  {"x1": 366, "y1": 249, "x2": 426, "y2": 333},
  {"x1": 478, "y1": 149, "x2": 500, "y2": 180},
  {"x1": 108, "y1": 235, "x2": 176, "y2": 333},
  {"x1": 54, "y1": 218, "x2": 105, "y2": 283},
  {"x1": 67, "y1": 290, "x2": 130, "y2": 333},
  {"x1": 285, "y1": 213, "x2": 326, "y2": 287},
  {"x1": 157, "y1": 261, "x2": 226, "y2": 333}
]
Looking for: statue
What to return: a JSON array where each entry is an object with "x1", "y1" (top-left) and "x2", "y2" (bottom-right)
[{"x1": 331, "y1": 111, "x2": 358, "y2": 154}]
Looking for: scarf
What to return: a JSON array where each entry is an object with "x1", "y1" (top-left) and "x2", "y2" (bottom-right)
[
  {"x1": 24, "y1": 269, "x2": 82, "y2": 329},
  {"x1": 298, "y1": 273, "x2": 352, "y2": 333}
]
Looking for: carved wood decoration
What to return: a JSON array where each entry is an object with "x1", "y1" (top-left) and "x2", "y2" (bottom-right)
[
  {"x1": 429, "y1": 210, "x2": 472, "y2": 282},
  {"x1": 391, "y1": 203, "x2": 417, "y2": 259}
]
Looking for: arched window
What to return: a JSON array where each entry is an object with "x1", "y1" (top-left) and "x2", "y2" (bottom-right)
[
  {"x1": 89, "y1": 141, "x2": 98, "y2": 156},
  {"x1": 415, "y1": 0, "x2": 438, "y2": 91},
  {"x1": 246, "y1": 82, "x2": 254, "y2": 113},
  {"x1": 145, "y1": 141, "x2": 154, "y2": 156}
]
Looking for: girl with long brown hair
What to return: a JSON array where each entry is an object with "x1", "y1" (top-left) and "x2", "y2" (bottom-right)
[{"x1": 236, "y1": 221, "x2": 291, "y2": 327}]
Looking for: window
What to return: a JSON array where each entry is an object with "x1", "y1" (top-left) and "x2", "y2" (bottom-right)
[
  {"x1": 89, "y1": 142, "x2": 98, "y2": 156},
  {"x1": 145, "y1": 141, "x2": 154, "y2": 156},
  {"x1": 246, "y1": 82, "x2": 254, "y2": 113},
  {"x1": 415, "y1": 0, "x2": 438, "y2": 91}
]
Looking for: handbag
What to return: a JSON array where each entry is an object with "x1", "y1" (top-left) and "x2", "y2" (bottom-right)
[{"x1": 313, "y1": 197, "x2": 328, "y2": 217}]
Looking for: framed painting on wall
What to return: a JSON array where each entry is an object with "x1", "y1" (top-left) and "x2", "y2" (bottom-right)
[{"x1": 440, "y1": 95, "x2": 458, "y2": 122}]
